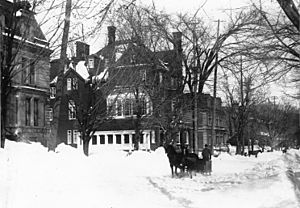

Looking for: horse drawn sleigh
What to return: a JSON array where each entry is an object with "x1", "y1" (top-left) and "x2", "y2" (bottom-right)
[{"x1": 164, "y1": 144, "x2": 212, "y2": 178}]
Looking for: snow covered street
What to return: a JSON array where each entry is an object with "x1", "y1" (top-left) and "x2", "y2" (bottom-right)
[{"x1": 1, "y1": 140, "x2": 300, "y2": 208}]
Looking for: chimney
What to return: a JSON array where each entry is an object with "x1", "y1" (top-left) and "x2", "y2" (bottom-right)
[
  {"x1": 172, "y1": 32, "x2": 182, "y2": 53},
  {"x1": 76, "y1": 41, "x2": 90, "y2": 60},
  {"x1": 107, "y1": 26, "x2": 116, "y2": 45}
]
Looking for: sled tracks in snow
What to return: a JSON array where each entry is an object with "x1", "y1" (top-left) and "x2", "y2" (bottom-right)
[{"x1": 147, "y1": 177, "x2": 193, "y2": 208}]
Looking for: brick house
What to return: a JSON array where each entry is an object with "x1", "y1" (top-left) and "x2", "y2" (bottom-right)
[
  {"x1": 49, "y1": 42, "x2": 92, "y2": 147},
  {"x1": 1, "y1": 0, "x2": 52, "y2": 145},
  {"x1": 180, "y1": 93, "x2": 228, "y2": 151},
  {"x1": 50, "y1": 26, "x2": 228, "y2": 152},
  {"x1": 80, "y1": 26, "x2": 183, "y2": 152}
]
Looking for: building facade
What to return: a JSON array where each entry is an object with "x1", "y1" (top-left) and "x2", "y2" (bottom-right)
[
  {"x1": 1, "y1": 0, "x2": 52, "y2": 145},
  {"x1": 49, "y1": 41, "x2": 91, "y2": 147},
  {"x1": 50, "y1": 26, "x2": 228, "y2": 153}
]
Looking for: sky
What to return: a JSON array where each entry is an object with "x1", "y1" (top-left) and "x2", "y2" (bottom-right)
[
  {"x1": 140, "y1": 0, "x2": 250, "y2": 17},
  {"x1": 1, "y1": 140, "x2": 299, "y2": 208}
]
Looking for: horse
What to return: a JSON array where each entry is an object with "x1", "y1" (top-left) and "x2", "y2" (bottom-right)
[
  {"x1": 164, "y1": 144, "x2": 185, "y2": 177},
  {"x1": 165, "y1": 144, "x2": 205, "y2": 178},
  {"x1": 248, "y1": 150, "x2": 262, "y2": 158}
]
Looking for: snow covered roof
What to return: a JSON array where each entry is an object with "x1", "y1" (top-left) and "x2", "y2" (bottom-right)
[
  {"x1": 91, "y1": 67, "x2": 108, "y2": 83},
  {"x1": 75, "y1": 61, "x2": 90, "y2": 80},
  {"x1": 50, "y1": 76, "x2": 57, "y2": 84}
]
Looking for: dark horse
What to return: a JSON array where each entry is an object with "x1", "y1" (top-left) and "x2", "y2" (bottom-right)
[
  {"x1": 164, "y1": 145, "x2": 205, "y2": 178},
  {"x1": 164, "y1": 144, "x2": 184, "y2": 177}
]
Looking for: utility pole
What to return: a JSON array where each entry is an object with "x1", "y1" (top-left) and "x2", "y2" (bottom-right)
[
  {"x1": 240, "y1": 55, "x2": 244, "y2": 155},
  {"x1": 0, "y1": 14, "x2": 4, "y2": 148},
  {"x1": 211, "y1": 20, "x2": 220, "y2": 153},
  {"x1": 194, "y1": 73, "x2": 198, "y2": 153}
]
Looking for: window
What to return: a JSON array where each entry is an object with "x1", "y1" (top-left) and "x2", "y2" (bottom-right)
[
  {"x1": 22, "y1": 57, "x2": 28, "y2": 84},
  {"x1": 124, "y1": 99, "x2": 132, "y2": 116},
  {"x1": 208, "y1": 114, "x2": 212, "y2": 125},
  {"x1": 140, "y1": 69, "x2": 146, "y2": 81},
  {"x1": 67, "y1": 78, "x2": 72, "y2": 91},
  {"x1": 116, "y1": 99, "x2": 122, "y2": 116},
  {"x1": 170, "y1": 77, "x2": 177, "y2": 88},
  {"x1": 21, "y1": 58, "x2": 35, "y2": 85},
  {"x1": 73, "y1": 78, "x2": 78, "y2": 90},
  {"x1": 34, "y1": 98, "x2": 38, "y2": 126},
  {"x1": 107, "y1": 94, "x2": 151, "y2": 118},
  {"x1": 116, "y1": 135, "x2": 121, "y2": 144},
  {"x1": 88, "y1": 58, "x2": 94, "y2": 68},
  {"x1": 50, "y1": 87, "x2": 56, "y2": 99},
  {"x1": 15, "y1": 97, "x2": 18, "y2": 125},
  {"x1": 159, "y1": 72, "x2": 163, "y2": 83},
  {"x1": 107, "y1": 99, "x2": 114, "y2": 115},
  {"x1": 171, "y1": 99, "x2": 176, "y2": 112},
  {"x1": 25, "y1": 98, "x2": 31, "y2": 126},
  {"x1": 92, "y1": 135, "x2": 97, "y2": 145},
  {"x1": 100, "y1": 135, "x2": 105, "y2": 144},
  {"x1": 151, "y1": 131, "x2": 155, "y2": 144},
  {"x1": 140, "y1": 98, "x2": 147, "y2": 115},
  {"x1": 68, "y1": 100, "x2": 76, "y2": 120},
  {"x1": 73, "y1": 130, "x2": 78, "y2": 144},
  {"x1": 67, "y1": 130, "x2": 72, "y2": 144},
  {"x1": 140, "y1": 134, "x2": 144, "y2": 144},
  {"x1": 124, "y1": 134, "x2": 129, "y2": 144},
  {"x1": 29, "y1": 62, "x2": 35, "y2": 84},
  {"x1": 104, "y1": 59, "x2": 109, "y2": 67},
  {"x1": 49, "y1": 108, "x2": 53, "y2": 121},
  {"x1": 108, "y1": 135, "x2": 113, "y2": 144}
]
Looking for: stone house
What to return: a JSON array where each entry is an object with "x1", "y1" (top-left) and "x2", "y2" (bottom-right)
[{"x1": 1, "y1": 0, "x2": 52, "y2": 145}]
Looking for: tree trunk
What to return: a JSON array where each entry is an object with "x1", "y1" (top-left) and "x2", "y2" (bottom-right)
[
  {"x1": 0, "y1": 14, "x2": 5, "y2": 148},
  {"x1": 276, "y1": 0, "x2": 300, "y2": 31},
  {"x1": 48, "y1": 0, "x2": 72, "y2": 151},
  {"x1": 83, "y1": 138, "x2": 90, "y2": 156}
]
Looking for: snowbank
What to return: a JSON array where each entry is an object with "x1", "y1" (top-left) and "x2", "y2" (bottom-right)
[{"x1": 0, "y1": 140, "x2": 299, "y2": 208}]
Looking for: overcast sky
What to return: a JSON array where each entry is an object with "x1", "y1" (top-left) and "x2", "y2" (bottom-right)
[{"x1": 141, "y1": 0, "x2": 251, "y2": 19}]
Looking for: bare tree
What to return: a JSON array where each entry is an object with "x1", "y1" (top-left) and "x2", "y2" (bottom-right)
[
  {"x1": 220, "y1": 56, "x2": 269, "y2": 154},
  {"x1": 243, "y1": 1, "x2": 300, "y2": 99},
  {"x1": 255, "y1": 101, "x2": 297, "y2": 149}
]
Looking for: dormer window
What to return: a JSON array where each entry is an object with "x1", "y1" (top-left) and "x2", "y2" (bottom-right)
[
  {"x1": 88, "y1": 58, "x2": 94, "y2": 68},
  {"x1": 67, "y1": 78, "x2": 72, "y2": 90}
]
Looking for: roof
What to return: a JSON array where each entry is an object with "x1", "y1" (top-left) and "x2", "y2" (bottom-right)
[
  {"x1": 74, "y1": 61, "x2": 90, "y2": 80},
  {"x1": 0, "y1": 0, "x2": 47, "y2": 42}
]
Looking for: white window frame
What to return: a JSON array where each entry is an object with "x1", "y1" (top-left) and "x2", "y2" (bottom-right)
[
  {"x1": 50, "y1": 87, "x2": 56, "y2": 99},
  {"x1": 68, "y1": 100, "x2": 76, "y2": 120},
  {"x1": 67, "y1": 78, "x2": 72, "y2": 91},
  {"x1": 49, "y1": 108, "x2": 53, "y2": 121},
  {"x1": 73, "y1": 130, "x2": 78, "y2": 144},
  {"x1": 67, "y1": 130, "x2": 72, "y2": 144},
  {"x1": 140, "y1": 69, "x2": 146, "y2": 81},
  {"x1": 73, "y1": 78, "x2": 78, "y2": 90},
  {"x1": 88, "y1": 58, "x2": 94, "y2": 68}
]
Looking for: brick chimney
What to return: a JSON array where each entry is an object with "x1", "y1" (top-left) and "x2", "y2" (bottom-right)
[
  {"x1": 173, "y1": 32, "x2": 182, "y2": 53},
  {"x1": 107, "y1": 26, "x2": 116, "y2": 45},
  {"x1": 76, "y1": 41, "x2": 90, "y2": 60}
]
